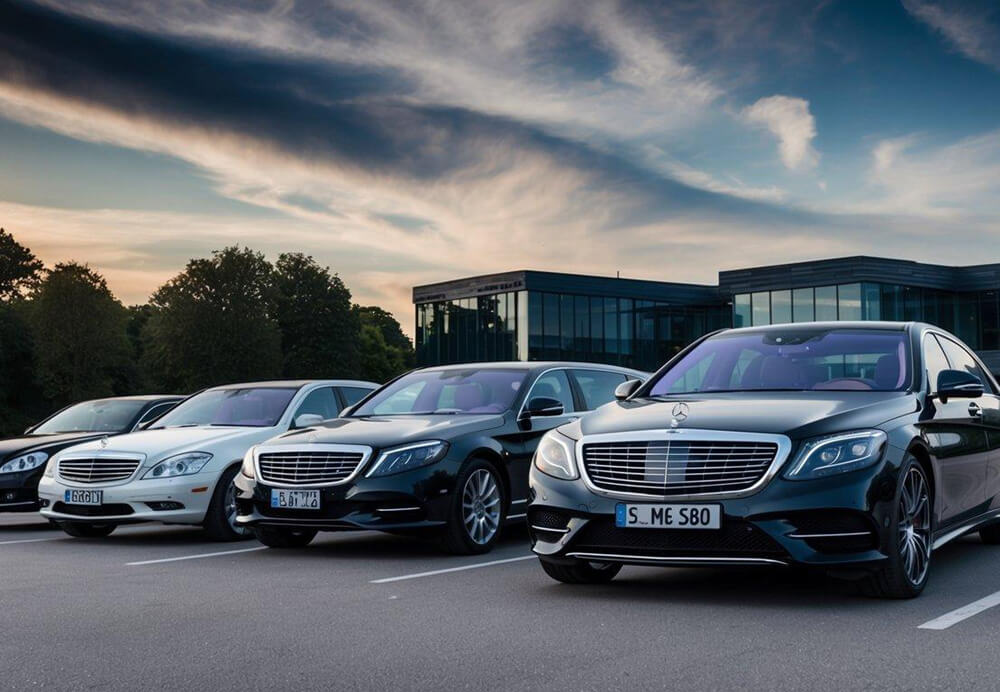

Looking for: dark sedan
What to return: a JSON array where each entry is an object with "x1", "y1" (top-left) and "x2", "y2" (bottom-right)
[
  {"x1": 235, "y1": 362, "x2": 647, "y2": 553},
  {"x1": 0, "y1": 395, "x2": 182, "y2": 512},
  {"x1": 529, "y1": 322, "x2": 1000, "y2": 598}
]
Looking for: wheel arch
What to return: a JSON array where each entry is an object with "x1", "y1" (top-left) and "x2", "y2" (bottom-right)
[
  {"x1": 905, "y1": 440, "x2": 936, "y2": 504},
  {"x1": 465, "y1": 446, "x2": 511, "y2": 507}
]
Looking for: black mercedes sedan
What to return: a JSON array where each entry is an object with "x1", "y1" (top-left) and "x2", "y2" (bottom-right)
[
  {"x1": 528, "y1": 322, "x2": 1000, "y2": 598},
  {"x1": 235, "y1": 362, "x2": 647, "y2": 553},
  {"x1": 0, "y1": 395, "x2": 182, "y2": 512}
]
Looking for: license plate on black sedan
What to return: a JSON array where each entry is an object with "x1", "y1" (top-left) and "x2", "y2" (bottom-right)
[
  {"x1": 270, "y1": 489, "x2": 320, "y2": 510},
  {"x1": 616, "y1": 503, "x2": 721, "y2": 529},
  {"x1": 64, "y1": 489, "x2": 102, "y2": 506}
]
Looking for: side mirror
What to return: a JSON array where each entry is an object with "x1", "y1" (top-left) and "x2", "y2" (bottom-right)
[
  {"x1": 522, "y1": 396, "x2": 565, "y2": 419},
  {"x1": 293, "y1": 413, "x2": 325, "y2": 429},
  {"x1": 615, "y1": 379, "x2": 643, "y2": 401},
  {"x1": 935, "y1": 369, "x2": 985, "y2": 403}
]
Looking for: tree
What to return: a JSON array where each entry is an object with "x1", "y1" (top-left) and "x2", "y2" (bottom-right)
[
  {"x1": 274, "y1": 253, "x2": 360, "y2": 378},
  {"x1": 27, "y1": 263, "x2": 132, "y2": 405},
  {"x1": 0, "y1": 228, "x2": 43, "y2": 301},
  {"x1": 357, "y1": 306, "x2": 414, "y2": 382},
  {"x1": 142, "y1": 247, "x2": 282, "y2": 392}
]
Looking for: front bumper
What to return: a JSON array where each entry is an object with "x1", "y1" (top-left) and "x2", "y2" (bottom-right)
[
  {"x1": 528, "y1": 446, "x2": 904, "y2": 571},
  {"x1": 37, "y1": 473, "x2": 217, "y2": 524},
  {"x1": 0, "y1": 467, "x2": 45, "y2": 512},
  {"x1": 234, "y1": 457, "x2": 465, "y2": 532}
]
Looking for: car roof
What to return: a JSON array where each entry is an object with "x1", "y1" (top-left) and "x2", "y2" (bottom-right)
[
  {"x1": 722, "y1": 321, "x2": 912, "y2": 335},
  {"x1": 204, "y1": 380, "x2": 378, "y2": 391},
  {"x1": 418, "y1": 361, "x2": 649, "y2": 377},
  {"x1": 82, "y1": 395, "x2": 184, "y2": 403}
]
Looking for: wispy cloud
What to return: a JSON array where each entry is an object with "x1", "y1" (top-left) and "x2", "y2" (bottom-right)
[
  {"x1": 903, "y1": 0, "x2": 1000, "y2": 71},
  {"x1": 742, "y1": 95, "x2": 819, "y2": 170}
]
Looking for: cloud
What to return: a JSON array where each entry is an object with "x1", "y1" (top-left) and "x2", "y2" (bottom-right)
[
  {"x1": 903, "y1": 0, "x2": 1000, "y2": 71},
  {"x1": 742, "y1": 95, "x2": 819, "y2": 170}
]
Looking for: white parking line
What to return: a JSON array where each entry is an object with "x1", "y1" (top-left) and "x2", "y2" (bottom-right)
[
  {"x1": 126, "y1": 546, "x2": 267, "y2": 566},
  {"x1": 370, "y1": 555, "x2": 535, "y2": 584},
  {"x1": 0, "y1": 537, "x2": 66, "y2": 546},
  {"x1": 918, "y1": 590, "x2": 1000, "y2": 630}
]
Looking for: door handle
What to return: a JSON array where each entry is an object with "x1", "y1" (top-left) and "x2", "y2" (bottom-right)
[{"x1": 969, "y1": 402, "x2": 983, "y2": 418}]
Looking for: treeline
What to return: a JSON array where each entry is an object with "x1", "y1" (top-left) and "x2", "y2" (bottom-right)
[{"x1": 0, "y1": 229, "x2": 413, "y2": 435}]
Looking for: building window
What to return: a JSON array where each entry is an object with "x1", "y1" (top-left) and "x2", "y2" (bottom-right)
[
  {"x1": 792, "y1": 287, "x2": 814, "y2": 322},
  {"x1": 861, "y1": 283, "x2": 881, "y2": 321},
  {"x1": 815, "y1": 286, "x2": 837, "y2": 321},
  {"x1": 771, "y1": 290, "x2": 792, "y2": 324},
  {"x1": 838, "y1": 283, "x2": 862, "y2": 321},
  {"x1": 751, "y1": 292, "x2": 770, "y2": 326},
  {"x1": 733, "y1": 294, "x2": 751, "y2": 328}
]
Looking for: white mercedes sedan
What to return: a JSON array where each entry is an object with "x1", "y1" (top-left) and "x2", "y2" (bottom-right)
[{"x1": 38, "y1": 380, "x2": 377, "y2": 540}]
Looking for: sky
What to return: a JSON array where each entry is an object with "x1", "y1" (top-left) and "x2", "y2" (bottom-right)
[{"x1": 1, "y1": 0, "x2": 1000, "y2": 337}]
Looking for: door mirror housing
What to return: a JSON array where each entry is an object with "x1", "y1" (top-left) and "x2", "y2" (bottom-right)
[
  {"x1": 293, "y1": 413, "x2": 325, "y2": 429},
  {"x1": 935, "y1": 369, "x2": 985, "y2": 403},
  {"x1": 522, "y1": 396, "x2": 565, "y2": 419},
  {"x1": 615, "y1": 378, "x2": 643, "y2": 401}
]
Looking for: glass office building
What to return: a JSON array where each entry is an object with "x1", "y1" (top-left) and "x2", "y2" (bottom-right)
[{"x1": 414, "y1": 258, "x2": 1000, "y2": 373}]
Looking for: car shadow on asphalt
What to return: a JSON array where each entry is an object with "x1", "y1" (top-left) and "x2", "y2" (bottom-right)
[{"x1": 0, "y1": 518, "x2": 58, "y2": 532}]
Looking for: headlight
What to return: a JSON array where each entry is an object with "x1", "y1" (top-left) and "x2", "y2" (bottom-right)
[
  {"x1": 783, "y1": 430, "x2": 887, "y2": 480},
  {"x1": 142, "y1": 452, "x2": 213, "y2": 479},
  {"x1": 533, "y1": 429, "x2": 578, "y2": 480},
  {"x1": 44, "y1": 456, "x2": 57, "y2": 477},
  {"x1": 366, "y1": 441, "x2": 449, "y2": 477},
  {"x1": 240, "y1": 448, "x2": 256, "y2": 479},
  {"x1": 0, "y1": 452, "x2": 49, "y2": 474}
]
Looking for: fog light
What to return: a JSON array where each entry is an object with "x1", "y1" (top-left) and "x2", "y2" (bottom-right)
[
  {"x1": 145, "y1": 501, "x2": 185, "y2": 511},
  {"x1": 1, "y1": 491, "x2": 16, "y2": 502}
]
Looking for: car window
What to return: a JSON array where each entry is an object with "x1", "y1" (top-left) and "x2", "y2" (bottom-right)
[
  {"x1": 151, "y1": 388, "x2": 298, "y2": 428},
  {"x1": 937, "y1": 336, "x2": 994, "y2": 394},
  {"x1": 527, "y1": 370, "x2": 575, "y2": 414},
  {"x1": 32, "y1": 399, "x2": 149, "y2": 434},
  {"x1": 923, "y1": 335, "x2": 950, "y2": 392},
  {"x1": 572, "y1": 370, "x2": 627, "y2": 410},
  {"x1": 294, "y1": 387, "x2": 340, "y2": 420},
  {"x1": 339, "y1": 386, "x2": 373, "y2": 407},
  {"x1": 357, "y1": 368, "x2": 528, "y2": 416},
  {"x1": 135, "y1": 402, "x2": 177, "y2": 428}
]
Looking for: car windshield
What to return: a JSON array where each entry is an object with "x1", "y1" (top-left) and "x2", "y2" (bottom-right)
[
  {"x1": 150, "y1": 388, "x2": 297, "y2": 428},
  {"x1": 352, "y1": 368, "x2": 529, "y2": 416},
  {"x1": 647, "y1": 328, "x2": 911, "y2": 396},
  {"x1": 32, "y1": 400, "x2": 148, "y2": 434}
]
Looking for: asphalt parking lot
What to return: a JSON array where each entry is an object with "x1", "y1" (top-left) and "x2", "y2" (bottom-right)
[{"x1": 3, "y1": 515, "x2": 1000, "y2": 691}]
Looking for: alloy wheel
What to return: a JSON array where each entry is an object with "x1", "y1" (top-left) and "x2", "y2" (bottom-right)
[
  {"x1": 898, "y1": 466, "x2": 931, "y2": 585},
  {"x1": 462, "y1": 468, "x2": 501, "y2": 545},
  {"x1": 225, "y1": 479, "x2": 250, "y2": 536}
]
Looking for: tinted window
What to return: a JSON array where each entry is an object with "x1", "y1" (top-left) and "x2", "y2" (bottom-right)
[
  {"x1": 340, "y1": 386, "x2": 373, "y2": 407},
  {"x1": 937, "y1": 336, "x2": 993, "y2": 393},
  {"x1": 135, "y1": 402, "x2": 177, "y2": 427},
  {"x1": 294, "y1": 388, "x2": 340, "y2": 420},
  {"x1": 354, "y1": 369, "x2": 528, "y2": 416},
  {"x1": 923, "y1": 336, "x2": 950, "y2": 392},
  {"x1": 33, "y1": 400, "x2": 147, "y2": 434},
  {"x1": 151, "y1": 388, "x2": 297, "y2": 428},
  {"x1": 573, "y1": 370, "x2": 627, "y2": 410},
  {"x1": 647, "y1": 329, "x2": 911, "y2": 395},
  {"x1": 528, "y1": 370, "x2": 575, "y2": 413}
]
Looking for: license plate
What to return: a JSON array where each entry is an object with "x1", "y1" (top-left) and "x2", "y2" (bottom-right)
[
  {"x1": 616, "y1": 503, "x2": 721, "y2": 529},
  {"x1": 65, "y1": 489, "x2": 103, "y2": 506},
  {"x1": 270, "y1": 489, "x2": 320, "y2": 510}
]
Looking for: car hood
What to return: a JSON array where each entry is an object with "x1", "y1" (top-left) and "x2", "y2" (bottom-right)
[
  {"x1": 264, "y1": 414, "x2": 506, "y2": 450},
  {"x1": 576, "y1": 392, "x2": 919, "y2": 439},
  {"x1": 0, "y1": 432, "x2": 109, "y2": 460},
  {"x1": 59, "y1": 426, "x2": 273, "y2": 463}
]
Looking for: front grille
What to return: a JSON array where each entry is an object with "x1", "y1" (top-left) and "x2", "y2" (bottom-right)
[
  {"x1": 571, "y1": 519, "x2": 786, "y2": 557},
  {"x1": 528, "y1": 508, "x2": 571, "y2": 531},
  {"x1": 52, "y1": 502, "x2": 134, "y2": 516},
  {"x1": 582, "y1": 440, "x2": 778, "y2": 497},
  {"x1": 58, "y1": 457, "x2": 140, "y2": 484},
  {"x1": 259, "y1": 450, "x2": 365, "y2": 485}
]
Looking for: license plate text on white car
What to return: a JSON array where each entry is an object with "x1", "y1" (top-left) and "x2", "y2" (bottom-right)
[
  {"x1": 270, "y1": 489, "x2": 320, "y2": 510},
  {"x1": 64, "y1": 489, "x2": 103, "y2": 506},
  {"x1": 616, "y1": 503, "x2": 721, "y2": 529}
]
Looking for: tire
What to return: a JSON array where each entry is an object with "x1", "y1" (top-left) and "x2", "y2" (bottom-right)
[
  {"x1": 203, "y1": 465, "x2": 254, "y2": 542},
  {"x1": 539, "y1": 558, "x2": 622, "y2": 584},
  {"x1": 253, "y1": 526, "x2": 317, "y2": 548},
  {"x1": 980, "y1": 523, "x2": 1000, "y2": 544},
  {"x1": 59, "y1": 521, "x2": 117, "y2": 538},
  {"x1": 859, "y1": 456, "x2": 932, "y2": 599},
  {"x1": 439, "y1": 459, "x2": 506, "y2": 555}
]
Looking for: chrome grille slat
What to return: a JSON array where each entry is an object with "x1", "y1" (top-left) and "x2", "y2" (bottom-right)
[
  {"x1": 582, "y1": 440, "x2": 779, "y2": 497},
  {"x1": 258, "y1": 450, "x2": 365, "y2": 485}
]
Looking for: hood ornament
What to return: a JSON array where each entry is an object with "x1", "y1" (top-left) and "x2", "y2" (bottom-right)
[
  {"x1": 99, "y1": 436, "x2": 109, "y2": 449},
  {"x1": 670, "y1": 402, "x2": 690, "y2": 429}
]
